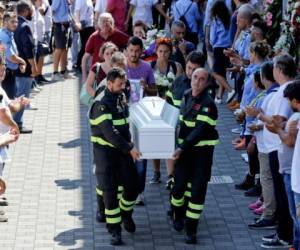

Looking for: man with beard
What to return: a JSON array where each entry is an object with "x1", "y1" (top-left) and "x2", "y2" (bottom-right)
[
  {"x1": 13, "y1": 1, "x2": 38, "y2": 133},
  {"x1": 81, "y1": 13, "x2": 129, "y2": 82},
  {"x1": 89, "y1": 68, "x2": 140, "y2": 245},
  {"x1": 125, "y1": 36, "x2": 156, "y2": 206}
]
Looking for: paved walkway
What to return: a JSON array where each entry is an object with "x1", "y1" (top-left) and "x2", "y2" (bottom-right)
[{"x1": 0, "y1": 64, "x2": 273, "y2": 250}]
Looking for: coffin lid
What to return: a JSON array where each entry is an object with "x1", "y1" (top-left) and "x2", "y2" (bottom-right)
[{"x1": 129, "y1": 96, "x2": 179, "y2": 130}]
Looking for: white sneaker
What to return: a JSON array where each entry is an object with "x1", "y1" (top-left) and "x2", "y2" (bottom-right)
[
  {"x1": 25, "y1": 103, "x2": 38, "y2": 110},
  {"x1": 51, "y1": 73, "x2": 63, "y2": 82},
  {"x1": 241, "y1": 153, "x2": 249, "y2": 163},
  {"x1": 226, "y1": 89, "x2": 236, "y2": 103},
  {"x1": 214, "y1": 97, "x2": 222, "y2": 104},
  {"x1": 231, "y1": 127, "x2": 242, "y2": 134},
  {"x1": 135, "y1": 193, "x2": 145, "y2": 206},
  {"x1": 62, "y1": 71, "x2": 75, "y2": 79},
  {"x1": 234, "y1": 109, "x2": 242, "y2": 116}
]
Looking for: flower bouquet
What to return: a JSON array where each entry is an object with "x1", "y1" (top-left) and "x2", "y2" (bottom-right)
[{"x1": 154, "y1": 71, "x2": 175, "y2": 98}]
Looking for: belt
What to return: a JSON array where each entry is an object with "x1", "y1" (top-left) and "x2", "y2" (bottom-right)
[{"x1": 54, "y1": 22, "x2": 69, "y2": 25}]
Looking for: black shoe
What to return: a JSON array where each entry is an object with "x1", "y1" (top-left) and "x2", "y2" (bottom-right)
[
  {"x1": 110, "y1": 231, "x2": 123, "y2": 246},
  {"x1": 36, "y1": 75, "x2": 50, "y2": 83},
  {"x1": 248, "y1": 218, "x2": 277, "y2": 230},
  {"x1": 165, "y1": 175, "x2": 174, "y2": 190},
  {"x1": 19, "y1": 126, "x2": 32, "y2": 134},
  {"x1": 150, "y1": 171, "x2": 161, "y2": 184},
  {"x1": 173, "y1": 218, "x2": 184, "y2": 232},
  {"x1": 184, "y1": 232, "x2": 197, "y2": 244},
  {"x1": 123, "y1": 216, "x2": 136, "y2": 233},
  {"x1": 167, "y1": 207, "x2": 173, "y2": 217},
  {"x1": 235, "y1": 173, "x2": 255, "y2": 190},
  {"x1": 262, "y1": 233, "x2": 277, "y2": 242},
  {"x1": 0, "y1": 200, "x2": 8, "y2": 206},
  {"x1": 244, "y1": 184, "x2": 261, "y2": 197},
  {"x1": 261, "y1": 236, "x2": 292, "y2": 249},
  {"x1": 96, "y1": 211, "x2": 105, "y2": 223}
]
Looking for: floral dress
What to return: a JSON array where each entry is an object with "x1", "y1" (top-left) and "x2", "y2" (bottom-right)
[{"x1": 151, "y1": 60, "x2": 177, "y2": 98}]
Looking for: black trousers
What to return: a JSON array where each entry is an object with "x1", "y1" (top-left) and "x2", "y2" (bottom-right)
[
  {"x1": 77, "y1": 26, "x2": 95, "y2": 68},
  {"x1": 1, "y1": 68, "x2": 16, "y2": 99},
  {"x1": 94, "y1": 145, "x2": 139, "y2": 234},
  {"x1": 245, "y1": 135, "x2": 260, "y2": 176},
  {"x1": 269, "y1": 151, "x2": 293, "y2": 242},
  {"x1": 171, "y1": 146, "x2": 214, "y2": 234}
]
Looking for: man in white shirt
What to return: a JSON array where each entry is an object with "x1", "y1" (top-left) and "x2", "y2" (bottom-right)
[
  {"x1": 254, "y1": 54, "x2": 297, "y2": 248},
  {"x1": 94, "y1": 0, "x2": 107, "y2": 29}
]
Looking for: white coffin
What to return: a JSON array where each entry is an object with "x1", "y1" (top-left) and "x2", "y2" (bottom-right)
[{"x1": 129, "y1": 96, "x2": 180, "y2": 159}]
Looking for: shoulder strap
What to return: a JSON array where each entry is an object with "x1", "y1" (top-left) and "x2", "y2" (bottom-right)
[
  {"x1": 168, "y1": 61, "x2": 177, "y2": 75},
  {"x1": 175, "y1": 2, "x2": 193, "y2": 17},
  {"x1": 96, "y1": 63, "x2": 101, "y2": 75},
  {"x1": 150, "y1": 60, "x2": 156, "y2": 69}
]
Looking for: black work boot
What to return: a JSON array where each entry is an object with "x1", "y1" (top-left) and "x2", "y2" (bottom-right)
[
  {"x1": 96, "y1": 194, "x2": 105, "y2": 223},
  {"x1": 121, "y1": 210, "x2": 136, "y2": 233},
  {"x1": 110, "y1": 231, "x2": 123, "y2": 245},
  {"x1": 184, "y1": 219, "x2": 198, "y2": 244},
  {"x1": 172, "y1": 204, "x2": 185, "y2": 231},
  {"x1": 122, "y1": 216, "x2": 136, "y2": 233},
  {"x1": 235, "y1": 173, "x2": 255, "y2": 190},
  {"x1": 173, "y1": 211, "x2": 184, "y2": 231},
  {"x1": 184, "y1": 232, "x2": 197, "y2": 244},
  {"x1": 96, "y1": 210, "x2": 105, "y2": 223}
]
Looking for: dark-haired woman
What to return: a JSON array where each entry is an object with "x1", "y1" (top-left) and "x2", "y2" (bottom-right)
[
  {"x1": 235, "y1": 41, "x2": 270, "y2": 196},
  {"x1": 149, "y1": 37, "x2": 183, "y2": 185},
  {"x1": 210, "y1": 0, "x2": 235, "y2": 104}
]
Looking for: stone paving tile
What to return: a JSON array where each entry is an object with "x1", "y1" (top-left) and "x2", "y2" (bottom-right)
[{"x1": 0, "y1": 64, "x2": 273, "y2": 249}]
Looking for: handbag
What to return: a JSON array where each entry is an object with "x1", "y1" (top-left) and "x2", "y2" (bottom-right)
[{"x1": 80, "y1": 63, "x2": 101, "y2": 106}]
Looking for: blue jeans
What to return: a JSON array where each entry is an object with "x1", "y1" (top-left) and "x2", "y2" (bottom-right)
[
  {"x1": 13, "y1": 76, "x2": 33, "y2": 127},
  {"x1": 135, "y1": 159, "x2": 147, "y2": 194},
  {"x1": 283, "y1": 173, "x2": 300, "y2": 250}
]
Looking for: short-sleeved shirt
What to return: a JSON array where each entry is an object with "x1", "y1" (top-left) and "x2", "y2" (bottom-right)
[
  {"x1": 85, "y1": 29, "x2": 129, "y2": 65},
  {"x1": 126, "y1": 60, "x2": 156, "y2": 103},
  {"x1": 0, "y1": 29, "x2": 18, "y2": 70},
  {"x1": 263, "y1": 81, "x2": 294, "y2": 153},
  {"x1": 74, "y1": 0, "x2": 94, "y2": 27},
  {"x1": 172, "y1": 0, "x2": 201, "y2": 33},
  {"x1": 126, "y1": 60, "x2": 155, "y2": 86},
  {"x1": 94, "y1": 0, "x2": 107, "y2": 13},
  {"x1": 106, "y1": 0, "x2": 126, "y2": 31},
  {"x1": 91, "y1": 63, "x2": 107, "y2": 85},
  {"x1": 278, "y1": 112, "x2": 300, "y2": 174},
  {"x1": 130, "y1": 0, "x2": 158, "y2": 27},
  {"x1": 0, "y1": 87, "x2": 11, "y2": 135},
  {"x1": 234, "y1": 30, "x2": 251, "y2": 60},
  {"x1": 292, "y1": 120, "x2": 300, "y2": 193},
  {"x1": 42, "y1": 0, "x2": 52, "y2": 33}
]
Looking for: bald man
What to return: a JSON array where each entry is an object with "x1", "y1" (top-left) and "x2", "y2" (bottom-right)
[{"x1": 170, "y1": 68, "x2": 219, "y2": 244}]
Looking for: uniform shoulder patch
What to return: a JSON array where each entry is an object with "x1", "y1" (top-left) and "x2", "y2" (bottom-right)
[{"x1": 202, "y1": 107, "x2": 210, "y2": 113}]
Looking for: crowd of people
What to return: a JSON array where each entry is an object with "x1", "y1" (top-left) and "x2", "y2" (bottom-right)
[{"x1": 0, "y1": 0, "x2": 299, "y2": 249}]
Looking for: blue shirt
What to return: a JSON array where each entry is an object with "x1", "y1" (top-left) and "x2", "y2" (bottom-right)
[
  {"x1": 172, "y1": 0, "x2": 201, "y2": 33},
  {"x1": 234, "y1": 30, "x2": 251, "y2": 60},
  {"x1": 0, "y1": 28, "x2": 19, "y2": 70},
  {"x1": 51, "y1": 0, "x2": 69, "y2": 23},
  {"x1": 229, "y1": 10, "x2": 238, "y2": 44},
  {"x1": 240, "y1": 63, "x2": 261, "y2": 109},
  {"x1": 204, "y1": 0, "x2": 232, "y2": 27},
  {"x1": 209, "y1": 18, "x2": 231, "y2": 48}
]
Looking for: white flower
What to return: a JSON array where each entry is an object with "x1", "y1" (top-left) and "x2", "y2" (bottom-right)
[
  {"x1": 167, "y1": 72, "x2": 175, "y2": 82},
  {"x1": 147, "y1": 29, "x2": 158, "y2": 38},
  {"x1": 162, "y1": 79, "x2": 170, "y2": 86}
]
